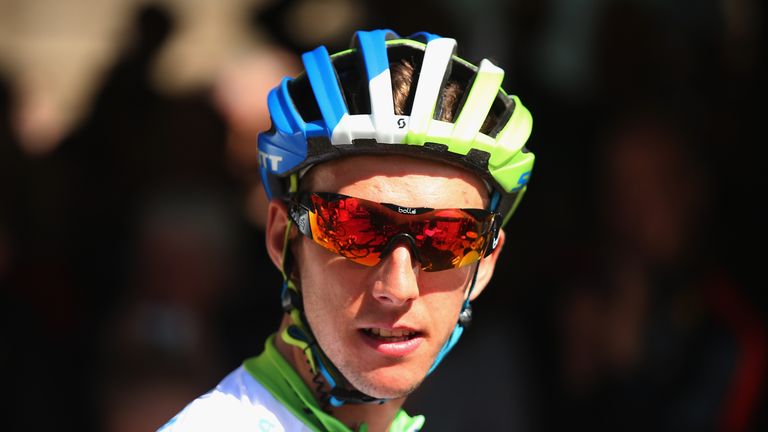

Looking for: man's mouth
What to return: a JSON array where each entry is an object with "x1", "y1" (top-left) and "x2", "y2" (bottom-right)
[{"x1": 362, "y1": 328, "x2": 419, "y2": 342}]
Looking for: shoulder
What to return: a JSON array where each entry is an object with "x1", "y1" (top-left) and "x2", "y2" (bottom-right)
[{"x1": 158, "y1": 366, "x2": 313, "y2": 432}]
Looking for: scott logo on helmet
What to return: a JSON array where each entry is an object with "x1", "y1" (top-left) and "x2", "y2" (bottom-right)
[{"x1": 260, "y1": 152, "x2": 283, "y2": 171}]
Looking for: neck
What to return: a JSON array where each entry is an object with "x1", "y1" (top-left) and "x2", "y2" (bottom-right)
[{"x1": 275, "y1": 316, "x2": 407, "y2": 432}]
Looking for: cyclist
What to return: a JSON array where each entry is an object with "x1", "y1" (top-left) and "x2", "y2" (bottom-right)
[{"x1": 160, "y1": 28, "x2": 535, "y2": 432}]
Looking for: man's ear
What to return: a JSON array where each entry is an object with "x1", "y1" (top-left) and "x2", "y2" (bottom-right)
[
  {"x1": 265, "y1": 199, "x2": 290, "y2": 273},
  {"x1": 468, "y1": 229, "x2": 505, "y2": 301}
]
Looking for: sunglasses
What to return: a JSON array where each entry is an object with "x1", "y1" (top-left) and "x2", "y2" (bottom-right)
[{"x1": 287, "y1": 192, "x2": 500, "y2": 272}]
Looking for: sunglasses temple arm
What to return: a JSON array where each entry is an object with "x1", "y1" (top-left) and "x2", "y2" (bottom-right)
[
  {"x1": 483, "y1": 216, "x2": 502, "y2": 257},
  {"x1": 289, "y1": 203, "x2": 314, "y2": 238}
]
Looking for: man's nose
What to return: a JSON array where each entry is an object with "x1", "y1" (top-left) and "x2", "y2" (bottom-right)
[{"x1": 371, "y1": 244, "x2": 420, "y2": 307}]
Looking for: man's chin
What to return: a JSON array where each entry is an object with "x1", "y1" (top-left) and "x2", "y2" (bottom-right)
[{"x1": 345, "y1": 370, "x2": 425, "y2": 400}]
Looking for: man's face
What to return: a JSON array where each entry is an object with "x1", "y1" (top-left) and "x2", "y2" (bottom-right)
[{"x1": 288, "y1": 155, "x2": 499, "y2": 399}]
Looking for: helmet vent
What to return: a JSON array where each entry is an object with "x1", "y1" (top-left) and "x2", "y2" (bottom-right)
[
  {"x1": 434, "y1": 59, "x2": 473, "y2": 122},
  {"x1": 288, "y1": 74, "x2": 323, "y2": 124},
  {"x1": 485, "y1": 94, "x2": 515, "y2": 138},
  {"x1": 335, "y1": 50, "x2": 371, "y2": 115},
  {"x1": 387, "y1": 45, "x2": 425, "y2": 116}
]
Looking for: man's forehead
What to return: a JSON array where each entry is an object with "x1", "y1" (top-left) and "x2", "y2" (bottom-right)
[{"x1": 301, "y1": 155, "x2": 489, "y2": 208}]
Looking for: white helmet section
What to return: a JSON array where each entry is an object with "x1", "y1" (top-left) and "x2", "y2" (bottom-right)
[
  {"x1": 330, "y1": 33, "x2": 458, "y2": 146},
  {"x1": 407, "y1": 38, "x2": 458, "y2": 146},
  {"x1": 331, "y1": 30, "x2": 406, "y2": 145},
  {"x1": 450, "y1": 59, "x2": 504, "y2": 147}
]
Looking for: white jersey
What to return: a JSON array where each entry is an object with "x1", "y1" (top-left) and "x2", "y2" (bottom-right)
[
  {"x1": 159, "y1": 335, "x2": 424, "y2": 432},
  {"x1": 159, "y1": 366, "x2": 311, "y2": 432}
]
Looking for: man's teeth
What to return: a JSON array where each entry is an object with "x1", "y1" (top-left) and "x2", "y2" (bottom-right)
[{"x1": 366, "y1": 328, "x2": 416, "y2": 340}]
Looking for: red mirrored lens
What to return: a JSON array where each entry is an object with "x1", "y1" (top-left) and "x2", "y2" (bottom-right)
[{"x1": 305, "y1": 194, "x2": 493, "y2": 271}]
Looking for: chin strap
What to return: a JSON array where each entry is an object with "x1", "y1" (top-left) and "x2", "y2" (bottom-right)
[
  {"x1": 279, "y1": 217, "x2": 385, "y2": 407},
  {"x1": 426, "y1": 267, "x2": 477, "y2": 375},
  {"x1": 278, "y1": 215, "x2": 479, "y2": 406},
  {"x1": 282, "y1": 280, "x2": 384, "y2": 407}
]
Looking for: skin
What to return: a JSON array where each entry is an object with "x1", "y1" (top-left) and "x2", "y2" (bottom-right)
[{"x1": 265, "y1": 155, "x2": 505, "y2": 431}]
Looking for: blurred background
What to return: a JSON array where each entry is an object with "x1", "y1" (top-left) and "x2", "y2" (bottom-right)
[{"x1": 1, "y1": 0, "x2": 766, "y2": 431}]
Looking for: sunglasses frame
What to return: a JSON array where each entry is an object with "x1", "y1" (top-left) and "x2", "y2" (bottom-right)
[{"x1": 287, "y1": 192, "x2": 501, "y2": 271}]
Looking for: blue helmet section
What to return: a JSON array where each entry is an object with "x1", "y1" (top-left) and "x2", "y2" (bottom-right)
[
  {"x1": 303, "y1": 45, "x2": 347, "y2": 135},
  {"x1": 408, "y1": 31, "x2": 441, "y2": 43},
  {"x1": 258, "y1": 29, "x2": 444, "y2": 200},
  {"x1": 355, "y1": 29, "x2": 394, "y2": 80},
  {"x1": 258, "y1": 78, "x2": 308, "y2": 190}
]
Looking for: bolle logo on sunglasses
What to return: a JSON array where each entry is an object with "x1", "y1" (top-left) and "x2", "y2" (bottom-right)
[{"x1": 397, "y1": 207, "x2": 417, "y2": 215}]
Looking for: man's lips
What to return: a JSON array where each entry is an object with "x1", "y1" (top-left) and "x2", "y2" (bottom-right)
[
  {"x1": 358, "y1": 326, "x2": 424, "y2": 357},
  {"x1": 363, "y1": 327, "x2": 418, "y2": 341}
]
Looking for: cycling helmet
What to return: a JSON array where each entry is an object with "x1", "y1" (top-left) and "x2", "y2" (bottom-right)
[
  {"x1": 258, "y1": 29, "x2": 534, "y2": 227},
  {"x1": 258, "y1": 29, "x2": 535, "y2": 407}
]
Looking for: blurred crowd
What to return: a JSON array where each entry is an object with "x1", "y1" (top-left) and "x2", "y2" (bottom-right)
[{"x1": 1, "y1": 0, "x2": 766, "y2": 431}]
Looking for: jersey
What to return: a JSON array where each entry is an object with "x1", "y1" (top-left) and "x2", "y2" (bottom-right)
[{"x1": 159, "y1": 335, "x2": 425, "y2": 432}]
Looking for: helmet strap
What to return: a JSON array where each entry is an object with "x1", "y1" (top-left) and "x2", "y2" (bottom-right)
[
  {"x1": 426, "y1": 262, "x2": 479, "y2": 375},
  {"x1": 278, "y1": 218, "x2": 387, "y2": 407}
]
